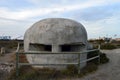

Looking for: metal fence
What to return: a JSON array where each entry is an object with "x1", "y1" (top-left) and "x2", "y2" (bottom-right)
[{"x1": 16, "y1": 43, "x2": 100, "y2": 76}]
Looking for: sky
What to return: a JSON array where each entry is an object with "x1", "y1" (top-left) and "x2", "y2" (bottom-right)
[{"x1": 0, "y1": 0, "x2": 120, "y2": 39}]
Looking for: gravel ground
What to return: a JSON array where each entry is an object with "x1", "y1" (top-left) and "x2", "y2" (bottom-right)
[
  {"x1": 0, "y1": 53, "x2": 15, "y2": 80},
  {"x1": 73, "y1": 49, "x2": 120, "y2": 80}
]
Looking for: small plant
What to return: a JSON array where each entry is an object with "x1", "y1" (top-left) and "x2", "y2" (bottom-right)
[
  {"x1": 100, "y1": 53, "x2": 109, "y2": 64},
  {"x1": 61, "y1": 65, "x2": 78, "y2": 76}
]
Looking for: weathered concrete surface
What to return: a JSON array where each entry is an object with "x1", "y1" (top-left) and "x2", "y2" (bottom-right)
[
  {"x1": 24, "y1": 18, "x2": 88, "y2": 69},
  {"x1": 0, "y1": 47, "x2": 5, "y2": 56}
]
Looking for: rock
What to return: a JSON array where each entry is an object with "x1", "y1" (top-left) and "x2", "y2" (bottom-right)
[{"x1": 0, "y1": 63, "x2": 15, "y2": 73}]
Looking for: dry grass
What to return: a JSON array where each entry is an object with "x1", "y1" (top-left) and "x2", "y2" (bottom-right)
[
  {"x1": 7, "y1": 63, "x2": 99, "y2": 80},
  {"x1": 19, "y1": 54, "x2": 28, "y2": 63},
  {"x1": 9, "y1": 52, "x2": 28, "y2": 63}
]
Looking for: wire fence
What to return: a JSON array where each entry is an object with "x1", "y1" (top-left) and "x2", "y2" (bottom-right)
[{"x1": 16, "y1": 43, "x2": 100, "y2": 76}]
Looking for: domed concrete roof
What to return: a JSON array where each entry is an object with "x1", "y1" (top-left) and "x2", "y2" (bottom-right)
[{"x1": 24, "y1": 18, "x2": 88, "y2": 45}]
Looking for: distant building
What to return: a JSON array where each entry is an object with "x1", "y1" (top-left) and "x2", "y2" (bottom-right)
[
  {"x1": 114, "y1": 38, "x2": 120, "y2": 41},
  {"x1": 103, "y1": 37, "x2": 112, "y2": 43},
  {"x1": 0, "y1": 36, "x2": 11, "y2": 40}
]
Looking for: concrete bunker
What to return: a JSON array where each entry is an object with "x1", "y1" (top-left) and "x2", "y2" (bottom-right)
[{"x1": 24, "y1": 18, "x2": 88, "y2": 69}]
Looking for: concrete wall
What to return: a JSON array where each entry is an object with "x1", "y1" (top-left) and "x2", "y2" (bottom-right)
[{"x1": 24, "y1": 18, "x2": 88, "y2": 69}]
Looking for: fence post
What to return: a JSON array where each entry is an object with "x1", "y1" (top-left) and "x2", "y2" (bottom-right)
[
  {"x1": 78, "y1": 53, "x2": 80, "y2": 74},
  {"x1": 98, "y1": 45, "x2": 101, "y2": 64},
  {"x1": 16, "y1": 43, "x2": 20, "y2": 76},
  {"x1": 16, "y1": 52, "x2": 19, "y2": 76}
]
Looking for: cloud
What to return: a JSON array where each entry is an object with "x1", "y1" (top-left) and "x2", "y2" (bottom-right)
[
  {"x1": 83, "y1": 20, "x2": 104, "y2": 34},
  {"x1": 27, "y1": 0, "x2": 85, "y2": 6},
  {"x1": 0, "y1": 0, "x2": 120, "y2": 39},
  {"x1": 80, "y1": 13, "x2": 120, "y2": 38},
  {"x1": 1, "y1": 0, "x2": 119, "y2": 21},
  {"x1": 72, "y1": 2, "x2": 120, "y2": 21},
  {"x1": 0, "y1": 16, "x2": 33, "y2": 38}
]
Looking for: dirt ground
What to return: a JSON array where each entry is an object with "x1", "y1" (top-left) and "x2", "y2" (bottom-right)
[{"x1": 72, "y1": 49, "x2": 120, "y2": 80}]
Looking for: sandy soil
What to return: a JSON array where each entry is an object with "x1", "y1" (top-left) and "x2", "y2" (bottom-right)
[{"x1": 75, "y1": 49, "x2": 120, "y2": 80}]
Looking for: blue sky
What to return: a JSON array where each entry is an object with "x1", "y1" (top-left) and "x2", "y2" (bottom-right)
[{"x1": 0, "y1": 0, "x2": 120, "y2": 39}]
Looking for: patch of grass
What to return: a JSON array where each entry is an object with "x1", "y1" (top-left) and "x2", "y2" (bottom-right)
[
  {"x1": 61, "y1": 65, "x2": 78, "y2": 77},
  {"x1": 7, "y1": 64, "x2": 98, "y2": 80},
  {"x1": 0, "y1": 40, "x2": 23, "y2": 53},
  {"x1": 0, "y1": 40, "x2": 17, "y2": 48},
  {"x1": 8, "y1": 66, "x2": 37, "y2": 80},
  {"x1": 7, "y1": 66, "x2": 61, "y2": 80}
]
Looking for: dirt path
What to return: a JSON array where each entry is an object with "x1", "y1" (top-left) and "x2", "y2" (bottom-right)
[
  {"x1": 0, "y1": 52, "x2": 15, "y2": 63},
  {"x1": 77, "y1": 49, "x2": 120, "y2": 80}
]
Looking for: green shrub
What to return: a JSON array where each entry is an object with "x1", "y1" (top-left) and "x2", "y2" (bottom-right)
[
  {"x1": 116, "y1": 44, "x2": 120, "y2": 48},
  {"x1": 100, "y1": 43, "x2": 117, "y2": 50},
  {"x1": 87, "y1": 50, "x2": 109, "y2": 64},
  {"x1": 100, "y1": 53, "x2": 109, "y2": 64},
  {"x1": 87, "y1": 50, "x2": 99, "y2": 64}
]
